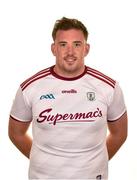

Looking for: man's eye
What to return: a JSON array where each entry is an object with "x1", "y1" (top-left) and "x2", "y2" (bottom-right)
[
  {"x1": 60, "y1": 43, "x2": 66, "y2": 47},
  {"x1": 74, "y1": 43, "x2": 81, "y2": 47}
]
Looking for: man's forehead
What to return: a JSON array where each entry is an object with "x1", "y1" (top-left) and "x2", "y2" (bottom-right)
[{"x1": 55, "y1": 29, "x2": 85, "y2": 40}]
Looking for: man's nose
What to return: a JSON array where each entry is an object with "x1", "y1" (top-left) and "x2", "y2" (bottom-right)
[{"x1": 67, "y1": 45, "x2": 74, "y2": 55}]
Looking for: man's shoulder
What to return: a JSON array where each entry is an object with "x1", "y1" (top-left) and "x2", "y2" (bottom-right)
[
  {"x1": 86, "y1": 66, "x2": 116, "y2": 89},
  {"x1": 20, "y1": 66, "x2": 52, "y2": 91}
]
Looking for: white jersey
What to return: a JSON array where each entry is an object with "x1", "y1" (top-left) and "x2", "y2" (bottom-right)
[{"x1": 10, "y1": 65, "x2": 126, "y2": 180}]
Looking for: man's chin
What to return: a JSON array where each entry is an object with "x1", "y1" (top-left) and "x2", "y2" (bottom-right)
[
  {"x1": 63, "y1": 65, "x2": 80, "y2": 74},
  {"x1": 65, "y1": 60, "x2": 76, "y2": 66}
]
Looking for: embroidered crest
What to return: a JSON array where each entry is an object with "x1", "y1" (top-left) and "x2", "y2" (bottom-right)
[{"x1": 87, "y1": 92, "x2": 95, "y2": 101}]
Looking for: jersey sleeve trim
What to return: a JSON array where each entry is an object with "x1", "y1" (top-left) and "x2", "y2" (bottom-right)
[
  {"x1": 21, "y1": 68, "x2": 51, "y2": 91},
  {"x1": 86, "y1": 67, "x2": 116, "y2": 88},
  {"x1": 10, "y1": 115, "x2": 32, "y2": 123},
  {"x1": 107, "y1": 109, "x2": 126, "y2": 122}
]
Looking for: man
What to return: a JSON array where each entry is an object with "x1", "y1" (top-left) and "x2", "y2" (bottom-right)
[{"x1": 9, "y1": 17, "x2": 127, "y2": 180}]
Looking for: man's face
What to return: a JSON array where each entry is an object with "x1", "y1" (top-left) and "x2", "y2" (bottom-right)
[{"x1": 51, "y1": 29, "x2": 90, "y2": 75}]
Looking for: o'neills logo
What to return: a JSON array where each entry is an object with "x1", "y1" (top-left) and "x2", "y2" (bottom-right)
[
  {"x1": 37, "y1": 108, "x2": 102, "y2": 125},
  {"x1": 62, "y1": 89, "x2": 77, "y2": 93}
]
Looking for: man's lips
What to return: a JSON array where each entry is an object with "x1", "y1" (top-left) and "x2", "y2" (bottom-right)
[{"x1": 64, "y1": 56, "x2": 77, "y2": 62}]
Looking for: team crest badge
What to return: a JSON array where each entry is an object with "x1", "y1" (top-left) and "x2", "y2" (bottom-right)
[{"x1": 87, "y1": 92, "x2": 95, "y2": 101}]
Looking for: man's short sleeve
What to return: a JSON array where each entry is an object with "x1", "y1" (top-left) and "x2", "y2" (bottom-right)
[
  {"x1": 107, "y1": 82, "x2": 126, "y2": 121},
  {"x1": 10, "y1": 86, "x2": 32, "y2": 122}
]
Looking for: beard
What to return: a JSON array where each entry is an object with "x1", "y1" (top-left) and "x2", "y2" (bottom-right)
[{"x1": 56, "y1": 56, "x2": 84, "y2": 76}]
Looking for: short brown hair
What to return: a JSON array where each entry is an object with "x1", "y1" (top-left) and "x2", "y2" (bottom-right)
[{"x1": 52, "y1": 17, "x2": 88, "y2": 41}]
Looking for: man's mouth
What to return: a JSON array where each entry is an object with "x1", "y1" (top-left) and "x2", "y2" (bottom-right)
[{"x1": 64, "y1": 56, "x2": 77, "y2": 63}]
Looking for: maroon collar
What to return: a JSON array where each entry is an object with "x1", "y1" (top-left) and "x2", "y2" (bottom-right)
[{"x1": 50, "y1": 65, "x2": 87, "y2": 81}]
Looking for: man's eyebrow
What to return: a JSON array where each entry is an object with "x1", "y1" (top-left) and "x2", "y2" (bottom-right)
[
  {"x1": 58, "y1": 41, "x2": 82, "y2": 43},
  {"x1": 58, "y1": 41, "x2": 67, "y2": 44},
  {"x1": 73, "y1": 41, "x2": 82, "y2": 44}
]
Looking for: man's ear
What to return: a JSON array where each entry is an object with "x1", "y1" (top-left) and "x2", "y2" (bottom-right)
[
  {"x1": 51, "y1": 43, "x2": 56, "y2": 56},
  {"x1": 84, "y1": 43, "x2": 90, "y2": 57}
]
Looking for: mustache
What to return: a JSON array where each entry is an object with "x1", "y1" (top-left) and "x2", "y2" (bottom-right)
[{"x1": 64, "y1": 55, "x2": 77, "y2": 60}]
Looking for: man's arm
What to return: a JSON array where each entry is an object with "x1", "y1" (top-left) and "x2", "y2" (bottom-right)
[
  {"x1": 107, "y1": 111, "x2": 128, "y2": 160},
  {"x1": 8, "y1": 116, "x2": 32, "y2": 159}
]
